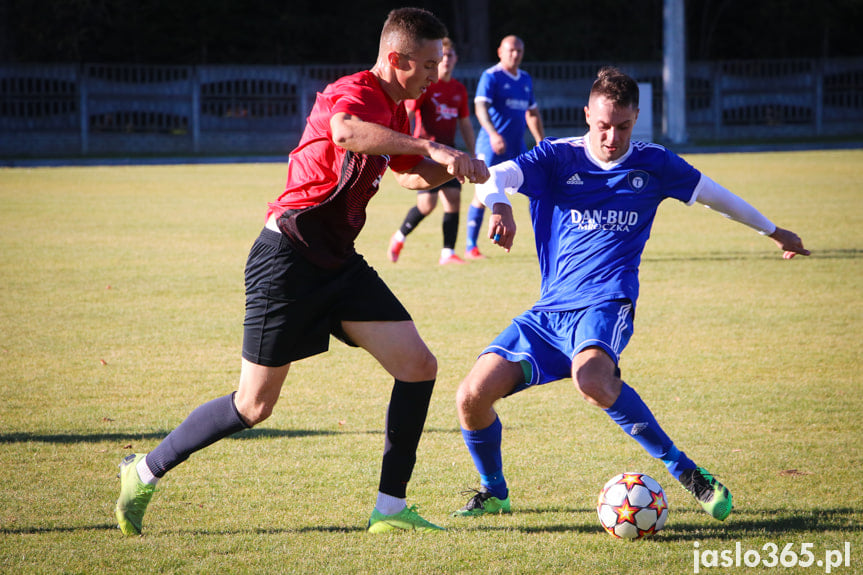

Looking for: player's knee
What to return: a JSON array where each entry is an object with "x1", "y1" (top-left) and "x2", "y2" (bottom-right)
[
  {"x1": 455, "y1": 381, "x2": 475, "y2": 416},
  {"x1": 455, "y1": 372, "x2": 500, "y2": 417},
  {"x1": 401, "y1": 348, "x2": 437, "y2": 382},
  {"x1": 234, "y1": 395, "x2": 277, "y2": 427},
  {"x1": 573, "y1": 371, "x2": 619, "y2": 408}
]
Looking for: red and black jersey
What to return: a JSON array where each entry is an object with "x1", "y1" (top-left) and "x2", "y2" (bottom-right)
[
  {"x1": 405, "y1": 78, "x2": 470, "y2": 147},
  {"x1": 268, "y1": 70, "x2": 423, "y2": 268}
]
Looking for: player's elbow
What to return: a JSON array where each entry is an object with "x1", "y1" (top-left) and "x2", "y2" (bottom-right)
[
  {"x1": 330, "y1": 113, "x2": 356, "y2": 149},
  {"x1": 394, "y1": 172, "x2": 425, "y2": 190}
]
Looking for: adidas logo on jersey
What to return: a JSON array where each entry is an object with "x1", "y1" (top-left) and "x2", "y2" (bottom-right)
[{"x1": 566, "y1": 173, "x2": 584, "y2": 185}]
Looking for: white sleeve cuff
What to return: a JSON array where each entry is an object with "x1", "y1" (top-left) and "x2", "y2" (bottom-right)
[
  {"x1": 474, "y1": 160, "x2": 523, "y2": 209},
  {"x1": 692, "y1": 174, "x2": 776, "y2": 235}
]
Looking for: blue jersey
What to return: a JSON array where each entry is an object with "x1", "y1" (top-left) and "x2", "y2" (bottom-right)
[
  {"x1": 512, "y1": 136, "x2": 701, "y2": 311},
  {"x1": 475, "y1": 64, "x2": 537, "y2": 166}
]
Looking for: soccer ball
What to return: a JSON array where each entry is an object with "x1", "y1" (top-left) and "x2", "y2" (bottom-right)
[{"x1": 597, "y1": 472, "x2": 668, "y2": 539}]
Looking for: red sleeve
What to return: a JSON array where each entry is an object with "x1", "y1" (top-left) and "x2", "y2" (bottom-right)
[
  {"x1": 331, "y1": 83, "x2": 388, "y2": 122},
  {"x1": 326, "y1": 74, "x2": 422, "y2": 173}
]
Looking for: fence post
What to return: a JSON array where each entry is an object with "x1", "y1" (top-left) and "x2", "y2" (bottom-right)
[
  {"x1": 663, "y1": 0, "x2": 687, "y2": 144},
  {"x1": 814, "y1": 59, "x2": 823, "y2": 137},
  {"x1": 191, "y1": 65, "x2": 200, "y2": 153},
  {"x1": 713, "y1": 61, "x2": 722, "y2": 140},
  {"x1": 79, "y1": 64, "x2": 88, "y2": 155}
]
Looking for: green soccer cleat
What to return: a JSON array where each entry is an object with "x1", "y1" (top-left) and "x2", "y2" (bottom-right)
[
  {"x1": 367, "y1": 505, "x2": 445, "y2": 533},
  {"x1": 114, "y1": 453, "x2": 156, "y2": 535},
  {"x1": 452, "y1": 487, "x2": 511, "y2": 517},
  {"x1": 679, "y1": 466, "x2": 733, "y2": 521}
]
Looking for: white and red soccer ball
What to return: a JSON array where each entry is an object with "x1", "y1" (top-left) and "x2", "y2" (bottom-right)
[{"x1": 597, "y1": 472, "x2": 668, "y2": 539}]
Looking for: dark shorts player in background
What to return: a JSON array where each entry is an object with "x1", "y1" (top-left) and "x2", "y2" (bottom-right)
[
  {"x1": 451, "y1": 66, "x2": 809, "y2": 520},
  {"x1": 388, "y1": 37, "x2": 476, "y2": 265},
  {"x1": 114, "y1": 7, "x2": 488, "y2": 536}
]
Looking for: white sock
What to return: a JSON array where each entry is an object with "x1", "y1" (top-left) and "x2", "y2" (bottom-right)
[
  {"x1": 440, "y1": 248, "x2": 454, "y2": 258},
  {"x1": 375, "y1": 491, "x2": 406, "y2": 515},
  {"x1": 394, "y1": 230, "x2": 406, "y2": 242},
  {"x1": 137, "y1": 455, "x2": 159, "y2": 485}
]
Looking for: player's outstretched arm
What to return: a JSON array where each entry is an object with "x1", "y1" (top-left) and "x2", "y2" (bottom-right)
[
  {"x1": 396, "y1": 156, "x2": 487, "y2": 190},
  {"x1": 426, "y1": 141, "x2": 489, "y2": 184},
  {"x1": 694, "y1": 175, "x2": 810, "y2": 259},
  {"x1": 331, "y1": 112, "x2": 428, "y2": 157},
  {"x1": 768, "y1": 227, "x2": 810, "y2": 259},
  {"x1": 331, "y1": 112, "x2": 488, "y2": 188}
]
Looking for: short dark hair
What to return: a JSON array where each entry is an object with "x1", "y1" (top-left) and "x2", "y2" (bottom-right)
[
  {"x1": 590, "y1": 66, "x2": 639, "y2": 108},
  {"x1": 380, "y1": 7, "x2": 448, "y2": 54}
]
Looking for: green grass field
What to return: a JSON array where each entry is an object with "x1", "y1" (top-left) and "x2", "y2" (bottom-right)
[{"x1": 1, "y1": 150, "x2": 861, "y2": 574}]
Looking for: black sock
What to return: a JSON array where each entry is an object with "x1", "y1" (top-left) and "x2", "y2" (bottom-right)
[
  {"x1": 379, "y1": 379, "x2": 435, "y2": 498},
  {"x1": 146, "y1": 392, "x2": 249, "y2": 478},
  {"x1": 442, "y1": 212, "x2": 459, "y2": 250},
  {"x1": 399, "y1": 206, "x2": 426, "y2": 237}
]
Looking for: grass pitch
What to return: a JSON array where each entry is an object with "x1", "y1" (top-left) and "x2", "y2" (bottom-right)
[{"x1": 1, "y1": 150, "x2": 861, "y2": 573}]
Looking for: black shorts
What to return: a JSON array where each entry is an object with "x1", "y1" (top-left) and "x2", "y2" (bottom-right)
[
  {"x1": 242, "y1": 228, "x2": 411, "y2": 366},
  {"x1": 418, "y1": 177, "x2": 461, "y2": 194}
]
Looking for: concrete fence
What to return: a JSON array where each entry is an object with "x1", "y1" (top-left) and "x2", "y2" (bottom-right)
[{"x1": 1, "y1": 57, "x2": 861, "y2": 158}]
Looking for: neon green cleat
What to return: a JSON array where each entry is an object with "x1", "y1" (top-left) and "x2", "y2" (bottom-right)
[
  {"x1": 367, "y1": 505, "x2": 445, "y2": 533},
  {"x1": 679, "y1": 466, "x2": 733, "y2": 521},
  {"x1": 452, "y1": 487, "x2": 511, "y2": 517},
  {"x1": 114, "y1": 453, "x2": 156, "y2": 535}
]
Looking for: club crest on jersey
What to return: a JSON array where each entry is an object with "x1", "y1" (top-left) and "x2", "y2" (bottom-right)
[{"x1": 627, "y1": 170, "x2": 649, "y2": 191}]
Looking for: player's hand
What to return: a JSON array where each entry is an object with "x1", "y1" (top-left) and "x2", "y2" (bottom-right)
[
  {"x1": 464, "y1": 158, "x2": 489, "y2": 184},
  {"x1": 769, "y1": 227, "x2": 810, "y2": 259},
  {"x1": 429, "y1": 143, "x2": 479, "y2": 184},
  {"x1": 489, "y1": 204, "x2": 516, "y2": 252},
  {"x1": 490, "y1": 132, "x2": 506, "y2": 155}
]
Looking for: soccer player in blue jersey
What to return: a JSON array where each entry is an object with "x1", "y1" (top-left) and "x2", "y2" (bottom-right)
[
  {"x1": 464, "y1": 35, "x2": 544, "y2": 260},
  {"x1": 452, "y1": 66, "x2": 809, "y2": 520}
]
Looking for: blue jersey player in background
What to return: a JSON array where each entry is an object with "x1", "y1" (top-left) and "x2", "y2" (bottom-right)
[
  {"x1": 465, "y1": 35, "x2": 544, "y2": 260},
  {"x1": 452, "y1": 66, "x2": 809, "y2": 520}
]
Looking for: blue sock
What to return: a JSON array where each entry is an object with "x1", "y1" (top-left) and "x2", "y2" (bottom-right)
[
  {"x1": 461, "y1": 417, "x2": 508, "y2": 499},
  {"x1": 465, "y1": 205, "x2": 485, "y2": 250},
  {"x1": 604, "y1": 382, "x2": 695, "y2": 481}
]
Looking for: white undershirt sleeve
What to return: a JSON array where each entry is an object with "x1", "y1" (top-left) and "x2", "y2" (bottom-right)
[
  {"x1": 474, "y1": 160, "x2": 523, "y2": 209},
  {"x1": 691, "y1": 174, "x2": 777, "y2": 235}
]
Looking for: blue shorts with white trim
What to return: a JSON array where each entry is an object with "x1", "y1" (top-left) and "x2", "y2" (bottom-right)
[{"x1": 482, "y1": 299, "x2": 634, "y2": 395}]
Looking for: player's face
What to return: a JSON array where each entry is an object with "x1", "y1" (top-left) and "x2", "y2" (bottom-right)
[
  {"x1": 498, "y1": 38, "x2": 524, "y2": 73},
  {"x1": 438, "y1": 46, "x2": 457, "y2": 80},
  {"x1": 585, "y1": 95, "x2": 639, "y2": 163},
  {"x1": 397, "y1": 39, "x2": 442, "y2": 100}
]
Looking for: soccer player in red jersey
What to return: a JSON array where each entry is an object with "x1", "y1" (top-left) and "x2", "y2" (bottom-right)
[
  {"x1": 388, "y1": 38, "x2": 477, "y2": 265},
  {"x1": 114, "y1": 8, "x2": 488, "y2": 536}
]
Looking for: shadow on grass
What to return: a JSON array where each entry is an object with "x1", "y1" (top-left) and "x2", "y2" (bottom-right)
[
  {"x1": 1, "y1": 523, "x2": 119, "y2": 534},
  {"x1": 0, "y1": 428, "x2": 336, "y2": 444},
  {"x1": 643, "y1": 248, "x2": 860, "y2": 263},
  {"x1": 658, "y1": 507, "x2": 863, "y2": 541},
  {"x1": 463, "y1": 507, "x2": 863, "y2": 538},
  {"x1": 0, "y1": 426, "x2": 457, "y2": 445},
  {"x1": 5, "y1": 508, "x2": 860, "y2": 537}
]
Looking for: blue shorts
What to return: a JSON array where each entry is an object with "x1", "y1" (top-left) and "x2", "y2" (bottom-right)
[{"x1": 482, "y1": 300, "x2": 634, "y2": 395}]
